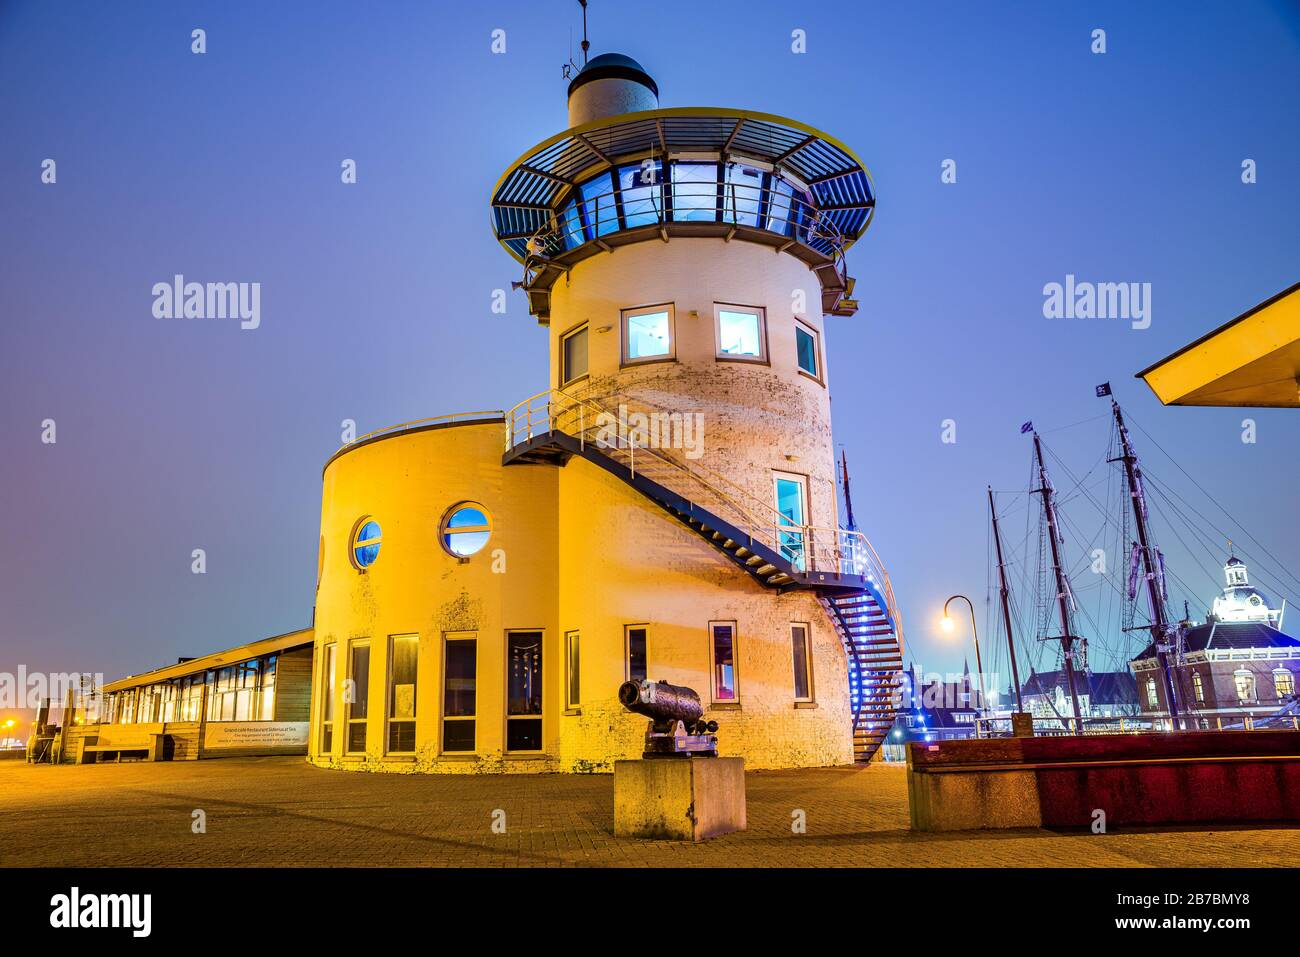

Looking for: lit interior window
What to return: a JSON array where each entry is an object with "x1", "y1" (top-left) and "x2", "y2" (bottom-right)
[
  {"x1": 717, "y1": 306, "x2": 764, "y2": 360},
  {"x1": 353, "y1": 519, "x2": 381, "y2": 568},
  {"x1": 580, "y1": 173, "x2": 617, "y2": 238},
  {"x1": 443, "y1": 504, "x2": 491, "y2": 557},
  {"x1": 623, "y1": 305, "x2": 673, "y2": 362}
]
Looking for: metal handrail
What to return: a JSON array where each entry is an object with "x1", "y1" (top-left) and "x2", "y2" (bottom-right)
[
  {"x1": 518, "y1": 176, "x2": 852, "y2": 294},
  {"x1": 504, "y1": 389, "x2": 901, "y2": 623},
  {"x1": 339, "y1": 410, "x2": 504, "y2": 451}
]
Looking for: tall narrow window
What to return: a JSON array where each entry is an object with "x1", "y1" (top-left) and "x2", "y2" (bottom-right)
[
  {"x1": 1145, "y1": 677, "x2": 1158, "y2": 709},
  {"x1": 1234, "y1": 670, "x2": 1256, "y2": 704},
  {"x1": 625, "y1": 625, "x2": 648, "y2": 682},
  {"x1": 722, "y1": 164, "x2": 762, "y2": 227},
  {"x1": 791, "y1": 623, "x2": 813, "y2": 702},
  {"x1": 561, "y1": 324, "x2": 589, "y2": 385},
  {"x1": 715, "y1": 304, "x2": 766, "y2": 361},
  {"x1": 774, "y1": 471, "x2": 809, "y2": 571},
  {"x1": 387, "y1": 634, "x2": 418, "y2": 754},
  {"x1": 506, "y1": 631, "x2": 543, "y2": 752},
  {"x1": 346, "y1": 641, "x2": 370, "y2": 754},
  {"x1": 622, "y1": 304, "x2": 674, "y2": 364},
  {"x1": 258, "y1": 654, "x2": 277, "y2": 720},
  {"x1": 1192, "y1": 670, "x2": 1205, "y2": 704},
  {"x1": 795, "y1": 320, "x2": 821, "y2": 380},
  {"x1": 710, "y1": 621, "x2": 738, "y2": 702},
  {"x1": 320, "y1": 643, "x2": 336, "y2": 753},
  {"x1": 442, "y1": 634, "x2": 477, "y2": 753},
  {"x1": 565, "y1": 630, "x2": 581, "y2": 711}
]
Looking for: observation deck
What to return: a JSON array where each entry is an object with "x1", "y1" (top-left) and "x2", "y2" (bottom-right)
[{"x1": 490, "y1": 107, "x2": 876, "y2": 323}]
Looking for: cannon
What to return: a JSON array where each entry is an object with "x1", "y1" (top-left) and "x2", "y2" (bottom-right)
[{"x1": 618, "y1": 679, "x2": 719, "y2": 757}]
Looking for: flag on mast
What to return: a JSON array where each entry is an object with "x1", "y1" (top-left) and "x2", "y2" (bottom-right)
[{"x1": 1095, "y1": 382, "x2": 1112, "y2": 397}]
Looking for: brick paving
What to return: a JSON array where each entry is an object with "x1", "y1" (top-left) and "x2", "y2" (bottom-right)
[{"x1": 0, "y1": 757, "x2": 1293, "y2": 867}]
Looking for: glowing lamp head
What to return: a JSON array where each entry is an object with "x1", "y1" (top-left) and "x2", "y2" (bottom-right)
[{"x1": 940, "y1": 615, "x2": 955, "y2": 633}]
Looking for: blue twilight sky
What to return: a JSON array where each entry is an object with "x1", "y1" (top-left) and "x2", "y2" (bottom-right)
[{"x1": 1, "y1": 0, "x2": 1298, "y2": 694}]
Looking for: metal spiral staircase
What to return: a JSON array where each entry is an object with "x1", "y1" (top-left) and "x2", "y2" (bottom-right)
[{"x1": 502, "y1": 389, "x2": 904, "y2": 762}]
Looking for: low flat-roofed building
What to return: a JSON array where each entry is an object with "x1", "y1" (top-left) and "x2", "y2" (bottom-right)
[{"x1": 63, "y1": 629, "x2": 314, "y2": 763}]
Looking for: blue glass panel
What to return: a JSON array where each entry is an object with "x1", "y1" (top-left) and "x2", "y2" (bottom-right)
[
  {"x1": 796, "y1": 326, "x2": 819, "y2": 376},
  {"x1": 447, "y1": 506, "x2": 488, "y2": 529},
  {"x1": 559, "y1": 200, "x2": 583, "y2": 250},
  {"x1": 765, "y1": 175, "x2": 794, "y2": 235},
  {"x1": 723, "y1": 165, "x2": 762, "y2": 227},
  {"x1": 357, "y1": 520, "x2": 381, "y2": 543},
  {"x1": 670, "y1": 163, "x2": 717, "y2": 222},
  {"x1": 354, "y1": 541, "x2": 380, "y2": 567},
  {"x1": 618, "y1": 161, "x2": 662, "y2": 229},
  {"x1": 580, "y1": 173, "x2": 617, "y2": 238}
]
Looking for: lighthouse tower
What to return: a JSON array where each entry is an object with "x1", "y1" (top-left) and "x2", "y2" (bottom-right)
[
  {"x1": 494, "y1": 54, "x2": 900, "y2": 761},
  {"x1": 308, "y1": 47, "x2": 902, "y2": 775}
]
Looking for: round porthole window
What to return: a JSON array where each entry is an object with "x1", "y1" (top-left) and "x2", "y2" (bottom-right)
[
  {"x1": 442, "y1": 503, "x2": 491, "y2": 558},
  {"x1": 352, "y1": 518, "x2": 382, "y2": 569}
]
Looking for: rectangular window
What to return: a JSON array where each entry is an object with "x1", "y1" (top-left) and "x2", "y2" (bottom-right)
[
  {"x1": 791, "y1": 623, "x2": 813, "y2": 701},
  {"x1": 625, "y1": 625, "x2": 648, "y2": 682},
  {"x1": 346, "y1": 641, "x2": 370, "y2": 754},
  {"x1": 774, "y1": 470, "x2": 809, "y2": 571},
  {"x1": 387, "y1": 634, "x2": 418, "y2": 754},
  {"x1": 670, "y1": 162, "x2": 719, "y2": 222},
  {"x1": 561, "y1": 323, "x2": 589, "y2": 385},
  {"x1": 1145, "y1": 677, "x2": 1158, "y2": 709},
  {"x1": 1276, "y1": 671, "x2": 1295, "y2": 700},
  {"x1": 622, "y1": 303, "x2": 674, "y2": 364},
  {"x1": 1192, "y1": 670, "x2": 1205, "y2": 704},
  {"x1": 710, "y1": 622, "x2": 738, "y2": 702},
  {"x1": 715, "y1": 304, "x2": 766, "y2": 361},
  {"x1": 795, "y1": 320, "x2": 821, "y2": 379},
  {"x1": 764, "y1": 175, "x2": 795, "y2": 235},
  {"x1": 506, "y1": 631, "x2": 543, "y2": 752},
  {"x1": 618, "y1": 160, "x2": 663, "y2": 229},
  {"x1": 320, "y1": 643, "x2": 336, "y2": 753},
  {"x1": 565, "y1": 630, "x2": 581, "y2": 711},
  {"x1": 442, "y1": 634, "x2": 477, "y2": 753}
]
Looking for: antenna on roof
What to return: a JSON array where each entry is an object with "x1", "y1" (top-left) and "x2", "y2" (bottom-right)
[{"x1": 562, "y1": 0, "x2": 591, "y2": 80}]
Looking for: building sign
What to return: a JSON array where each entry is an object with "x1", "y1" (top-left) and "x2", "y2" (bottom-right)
[
  {"x1": 93, "y1": 727, "x2": 159, "y2": 750},
  {"x1": 203, "y1": 721, "x2": 309, "y2": 750}
]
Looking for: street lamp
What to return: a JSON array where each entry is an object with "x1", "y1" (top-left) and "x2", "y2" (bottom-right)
[{"x1": 942, "y1": 595, "x2": 988, "y2": 718}]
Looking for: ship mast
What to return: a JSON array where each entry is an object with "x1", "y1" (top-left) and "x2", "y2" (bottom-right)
[
  {"x1": 1032, "y1": 432, "x2": 1085, "y2": 731},
  {"x1": 988, "y1": 486, "x2": 1024, "y2": 713},
  {"x1": 1110, "y1": 399, "x2": 1183, "y2": 730}
]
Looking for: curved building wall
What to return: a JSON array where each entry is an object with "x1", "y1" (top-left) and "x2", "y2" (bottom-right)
[
  {"x1": 547, "y1": 239, "x2": 839, "y2": 534},
  {"x1": 309, "y1": 415, "x2": 854, "y2": 773}
]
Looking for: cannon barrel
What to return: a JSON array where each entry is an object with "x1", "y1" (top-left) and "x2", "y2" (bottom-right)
[{"x1": 618, "y1": 679, "x2": 705, "y2": 725}]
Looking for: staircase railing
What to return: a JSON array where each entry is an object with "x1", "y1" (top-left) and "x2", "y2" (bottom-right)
[{"x1": 504, "y1": 389, "x2": 902, "y2": 621}]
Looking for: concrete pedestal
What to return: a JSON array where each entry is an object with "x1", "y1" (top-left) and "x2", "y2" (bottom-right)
[{"x1": 614, "y1": 757, "x2": 746, "y2": 842}]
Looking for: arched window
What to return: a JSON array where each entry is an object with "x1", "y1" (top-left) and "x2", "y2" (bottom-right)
[
  {"x1": 441, "y1": 504, "x2": 491, "y2": 558},
  {"x1": 1233, "y1": 669, "x2": 1256, "y2": 704},
  {"x1": 1274, "y1": 669, "x2": 1295, "y2": 700},
  {"x1": 352, "y1": 519, "x2": 382, "y2": 569}
]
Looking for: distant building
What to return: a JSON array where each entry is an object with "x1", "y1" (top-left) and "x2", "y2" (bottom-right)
[
  {"x1": 1131, "y1": 556, "x2": 1300, "y2": 729},
  {"x1": 1019, "y1": 669, "x2": 1140, "y2": 725},
  {"x1": 885, "y1": 662, "x2": 987, "y2": 755}
]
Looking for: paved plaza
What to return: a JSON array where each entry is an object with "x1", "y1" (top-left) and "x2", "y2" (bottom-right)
[{"x1": 0, "y1": 757, "x2": 1293, "y2": 867}]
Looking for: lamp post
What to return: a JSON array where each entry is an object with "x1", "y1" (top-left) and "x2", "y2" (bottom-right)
[{"x1": 942, "y1": 595, "x2": 988, "y2": 718}]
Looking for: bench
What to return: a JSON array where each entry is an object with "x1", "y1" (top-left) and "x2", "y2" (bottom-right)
[{"x1": 76, "y1": 734, "x2": 165, "y2": 764}]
